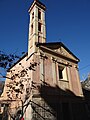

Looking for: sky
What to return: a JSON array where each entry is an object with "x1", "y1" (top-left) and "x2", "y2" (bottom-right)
[{"x1": 0, "y1": 0, "x2": 90, "y2": 80}]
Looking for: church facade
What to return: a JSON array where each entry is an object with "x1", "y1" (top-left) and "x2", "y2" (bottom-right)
[{"x1": 0, "y1": 0, "x2": 88, "y2": 120}]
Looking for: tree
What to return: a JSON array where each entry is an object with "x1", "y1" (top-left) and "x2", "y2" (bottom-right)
[
  {"x1": 0, "y1": 51, "x2": 20, "y2": 68},
  {"x1": 0, "y1": 50, "x2": 20, "y2": 79},
  {"x1": 0, "y1": 50, "x2": 26, "y2": 119},
  {"x1": 5, "y1": 59, "x2": 39, "y2": 120},
  {"x1": 0, "y1": 51, "x2": 40, "y2": 120},
  {"x1": 0, "y1": 51, "x2": 52, "y2": 120}
]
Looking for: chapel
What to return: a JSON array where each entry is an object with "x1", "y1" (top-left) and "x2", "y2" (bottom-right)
[{"x1": 0, "y1": 0, "x2": 88, "y2": 120}]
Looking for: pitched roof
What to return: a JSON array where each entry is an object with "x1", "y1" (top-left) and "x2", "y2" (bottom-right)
[
  {"x1": 36, "y1": 42, "x2": 80, "y2": 61},
  {"x1": 7, "y1": 42, "x2": 79, "y2": 71}
]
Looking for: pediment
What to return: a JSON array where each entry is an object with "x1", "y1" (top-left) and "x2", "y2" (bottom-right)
[
  {"x1": 53, "y1": 46, "x2": 79, "y2": 62},
  {"x1": 37, "y1": 42, "x2": 79, "y2": 62}
]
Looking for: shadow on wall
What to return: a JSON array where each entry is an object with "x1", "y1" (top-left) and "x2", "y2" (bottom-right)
[
  {"x1": 1, "y1": 84, "x2": 90, "y2": 120},
  {"x1": 82, "y1": 88, "x2": 90, "y2": 118},
  {"x1": 31, "y1": 84, "x2": 90, "y2": 120}
]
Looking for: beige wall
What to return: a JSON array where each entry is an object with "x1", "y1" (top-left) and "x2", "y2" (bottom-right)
[{"x1": 0, "y1": 46, "x2": 84, "y2": 120}]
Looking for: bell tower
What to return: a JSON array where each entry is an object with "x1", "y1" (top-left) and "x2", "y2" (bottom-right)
[{"x1": 28, "y1": 0, "x2": 46, "y2": 56}]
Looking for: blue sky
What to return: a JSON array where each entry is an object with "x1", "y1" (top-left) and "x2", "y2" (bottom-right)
[{"x1": 0, "y1": 0, "x2": 90, "y2": 80}]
